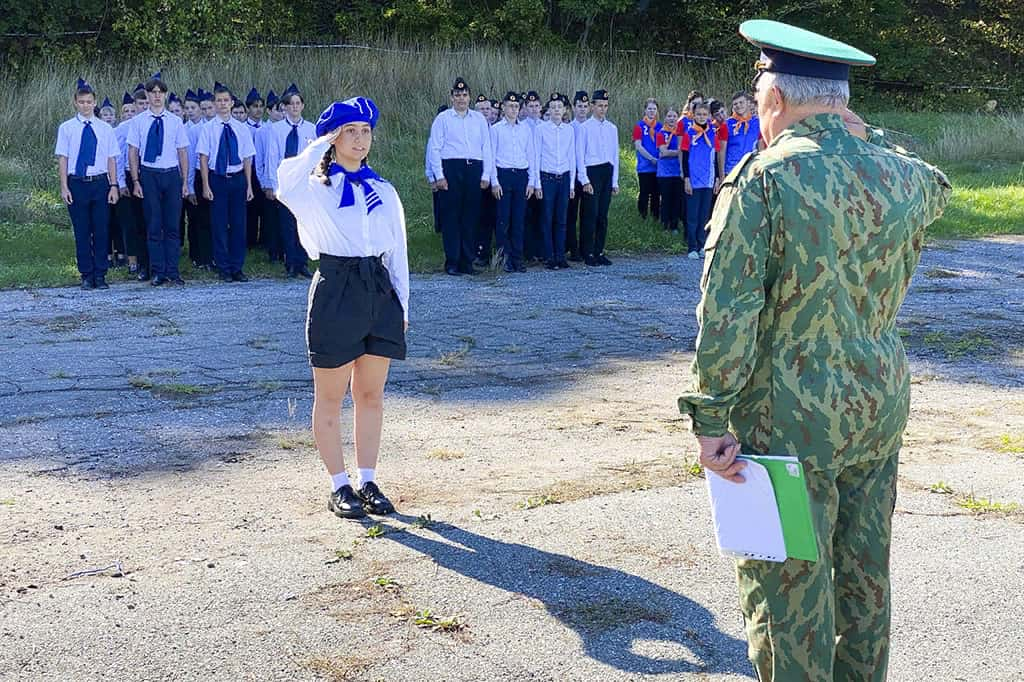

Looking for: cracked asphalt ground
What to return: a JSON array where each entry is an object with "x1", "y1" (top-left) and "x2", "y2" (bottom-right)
[{"x1": 2, "y1": 238, "x2": 1023, "y2": 681}]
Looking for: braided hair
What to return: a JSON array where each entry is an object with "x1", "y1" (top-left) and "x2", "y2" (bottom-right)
[{"x1": 314, "y1": 146, "x2": 335, "y2": 186}]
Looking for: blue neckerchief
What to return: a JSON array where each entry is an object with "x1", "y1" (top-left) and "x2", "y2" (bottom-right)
[{"x1": 327, "y1": 162, "x2": 383, "y2": 214}]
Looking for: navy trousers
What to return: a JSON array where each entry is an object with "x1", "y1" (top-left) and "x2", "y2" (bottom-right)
[
  {"x1": 210, "y1": 173, "x2": 248, "y2": 276},
  {"x1": 494, "y1": 167, "x2": 529, "y2": 267},
  {"x1": 279, "y1": 203, "x2": 309, "y2": 270},
  {"x1": 540, "y1": 172, "x2": 571, "y2": 264},
  {"x1": 67, "y1": 177, "x2": 109, "y2": 280},
  {"x1": 475, "y1": 188, "x2": 497, "y2": 259},
  {"x1": 686, "y1": 187, "x2": 713, "y2": 253},
  {"x1": 119, "y1": 176, "x2": 148, "y2": 271},
  {"x1": 140, "y1": 167, "x2": 183, "y2": 278},
  {"x1": 439, "y1": 158, "x2": 483, "y2": 271},
  {"x1": 580, "y1": 163, "x2": 613, "y2": 258},
  {"x1": 565, "y1": 178, "x2": 584, "y2": 258},
  {"x1": 262, "y1": 197, "x2": 283, "y2": 261}
]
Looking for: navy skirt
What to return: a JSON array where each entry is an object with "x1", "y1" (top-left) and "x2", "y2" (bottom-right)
[{"x1": 306, "y1": 254, "x2": 407, "y2": 368}]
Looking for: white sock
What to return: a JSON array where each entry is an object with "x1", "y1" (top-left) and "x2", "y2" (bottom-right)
[
  {"x1": 358, "y1": 468, "x2": 375, "y2": 487},
  {"x1": 330, "y1": 471, "x2": 350, "y2": 492}
]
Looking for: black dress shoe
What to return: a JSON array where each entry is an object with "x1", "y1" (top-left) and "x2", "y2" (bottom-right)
[
  {"x1": 458, "y1": 266, "x2": 478, "y2": 276},
  {"x1": 516, "y1": 264, "x2": 527, "y2": 273},
  {"x1": 219, "y1": 271, "x2": 233, "y2": 282},
  {"x1": 597, "y1": 255, "x2": 613, "y2": 266},
  {"x1": 503, "y1": 262, "x2": 516, "y2": 274},
  {"x1": 545, "y1": 261, "x2": 557, "y2": 270},
  {"x1": 357, "y1": 482, "x2": 396, "y2": 516},
  {"x1": 137, "y1": 271, "x2": 150, "y2": 282},
  {"x1": 171, "y1": 277, "x2": 186, "y2": 286},
  {"x1": 557, "y1": 260, "x2": 571, "y2": 269},
  {"x1": 568, "y1": 253, "x2": 583, "y2": 262},
  {"x1": 232, "y1": 271, "x2": 249, "y2": 282},
  {"x1": 473, "y1": 257, "x2": 488, "y2": 268},
  {"x1": 327, "y1": 485, "x2": 367, "y2": 519},
  {"x1": 286, "y1": 268, "x2": 298, "y2": 279},
  {"x1": 94, "y1": 277, "x2": 110, "y2": 290},
  {"x1": 80, "y1": 277, "x2": 95, "y2": 290},
  {"x1": 151, "y1": 276, "x2": 167, "y2": 286},
  {"x1": 296, "y1": 266, "x2": 313, "y2": 279},
  {"x1": 445, "y1": 267, "x2": 463, "y2": 276},
  {"x1": 584, "y1": 256, "x2": 599, "y2": 266}
]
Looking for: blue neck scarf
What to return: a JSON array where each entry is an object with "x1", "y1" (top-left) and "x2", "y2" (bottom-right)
[{"x1": 327, "y1": 162, "x2": 383, "y2": 214}]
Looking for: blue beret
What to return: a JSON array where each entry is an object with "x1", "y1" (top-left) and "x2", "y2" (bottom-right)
[{"x1": 315, "y1": 97, "x2": 380, "y2": 137}]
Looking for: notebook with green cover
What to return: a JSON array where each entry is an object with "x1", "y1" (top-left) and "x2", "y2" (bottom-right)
[{"x1": 705, "y1": 454, "x2": 818, "y2": 563}]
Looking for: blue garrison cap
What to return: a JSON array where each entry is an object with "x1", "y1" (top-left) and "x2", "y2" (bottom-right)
[
  {"x1": 266, "y1": 89, "x2": 279, "y2": 108},
  {"x1": 185, "y1": 88, "x2": 199, "y2": 103},
  {"x1": 100, "y1": 96, "x2": 113, "y2": 109},
  {"x1": 740, "y1": 19, "x2": 875, "y2": 81},
  {"x1": 315, "y1": 97, "x2": 380, "y2": 137},
  {"x1": 122, "y1": 91, "x2": 133, "y2": 105},
  {"x1": 245, "y1": 87, "x2": 261, "y2": 105}
]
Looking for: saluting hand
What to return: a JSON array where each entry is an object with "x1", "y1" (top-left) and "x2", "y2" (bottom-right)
[
  {"x1": 713, "y1": 178, "x2": 722, "y2": 195},
  {"x1": 697, "y1": 433, "x2": 746, "y2": 483}
]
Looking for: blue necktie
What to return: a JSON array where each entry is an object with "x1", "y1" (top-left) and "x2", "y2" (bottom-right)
[
  {"x1": 327, "y1": 163, "x2": 383, "y2": 214},
  {"x1": 285, "y1": 123, "x2": 299, "y2": 158},
  {"x1": 215, "y1": 122, "x2": 240, "y2": 174},
  {"x1": 75, "y1": 120, "x2": 97, "y2": 176},
  {"x1": 144, "y1": 114, "x2": 164, "y2": 163}
]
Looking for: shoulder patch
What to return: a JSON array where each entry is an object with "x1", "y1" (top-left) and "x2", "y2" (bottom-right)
[{"x1": 723, "y1": 151, "x2": 756, "y2": 185}]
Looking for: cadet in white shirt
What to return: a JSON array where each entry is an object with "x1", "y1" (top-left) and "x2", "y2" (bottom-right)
[
  {"x1": 127, "y1": 75, "x2": 191, "y2": 286},
  {"x1": 276, "y1": 97, "x2": 408, "y2": 522},
  {"x1": 182, "y1": 89, "x2": 211, "y2": 269},
  {"x1": 261, "y1": 84, "x2": 316, "y2": 278},
  {"x1": 259, "y1": 89, "x2": 284, "y2": 262},
  {"x1": 575, "y1": 89, "x2": 620, "y2": 267},
  {"x1": 244, "y1": 87, "x2": 266, "y2": 251},
  {"x1": 565, "y1": 90, "x2": 591, "y2": 261},
  {"x1": 197, "y1": 85, "x2": 256, "y2": 282},
  {"x1": 114, "y1": 91, "x2": 149, "y2": 279},
  {"x1": 425, "y1": 77, "x2": 494, "y2": 276},
  {"x1": 473, "y1": 93, "x2": 498, "y2": 267},
  {"x1": 55, "y1": 78, "x2": 121, "y2": 290},
  {"x1": 489, "y1": 92, "x2": 538, "y2": 273},
  {"x1": 521, "y1": 90, "x2": 544, "y2": 263},
  {"x1": 534, "y1": 92, "x2": 576, "y2": 270}
]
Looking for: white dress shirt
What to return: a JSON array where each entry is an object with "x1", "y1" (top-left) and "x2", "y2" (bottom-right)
[
  {"x1": 196, "y1": 116, "x2": 256, "y2": 175},
  {"x1": 186, "y1": 122, "x2": 203, "y2": 194},
  {"x1": 276, "y1": 138, "x2": 410, "y2": 321},
  {"x1": 260, "y1": 116, "x2": 316, "y2": 192},
  {"x1": 113, "y1": 120, "x2": 132, "y2": 188},
  {"x1": 426, "y1": 108, "x2": 494, "y2": 184},
  {"x1": 127, "y1": 109, "x2": 190, "y2": 170},
  {"x1": 534, "y1": 120, "x2": 576, "y2": 188},
  {"x1": 576, "y1": 117, "x2": 620, "y2": 188},
  {"x1": 54, "y1": 114, "x2": 118, "y2": 178},
  {"x1": 489, "y1": 118, "x2": 538, "y2": 188}
]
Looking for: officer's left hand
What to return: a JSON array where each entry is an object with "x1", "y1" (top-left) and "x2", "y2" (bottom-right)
[{"x1": 697, "y1": 433, "x2": 746, "y2": 483}]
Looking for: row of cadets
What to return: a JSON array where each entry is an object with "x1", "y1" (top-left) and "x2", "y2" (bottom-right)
[
  {"x1": 534, "y1": 92, "x2": 576, "y2": 270},
  {"x1": 113, "y1": 90, "x2": 149, "y2": 279},
  {"x1": 426, "y1": 77, "x2": 494, "y2": 277},
  {"x1": 575, "y1": 89, "x2": 619, "y2": 266},
  {"x1": 259, "y1": 83, "x2": 315, "y2": 278},
  {"x1": 197, "y1": 83, "x2": 257, "y2": 282},
  {"x1": 474, "y1": 93, "x2": 499, "y2": 265},
  {"x1": 184, "y1": 88, "x2": 213, "y2": 270},
  {"x1": 126, "y1": 72, "x2": 191, "y2": 286},
  {"x1": 565, "y1": 91, "x2": 590, "y2": 261},
  {"x1": 55, "y1": 78, "x2": 121, "y2": 290},
  {"x1": 632, "y1": 97, "x2": 661, "y2": 222},
  {"x1": 488, "y1": 91, "x2": 537, "y2": 273}
]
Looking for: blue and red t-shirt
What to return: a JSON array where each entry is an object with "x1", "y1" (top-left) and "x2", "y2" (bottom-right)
[
  {"x1": 632, "y1": 118, "x2": 661, "y2": 174},
  {"x1": 655, "y1": 129, "x2": 680, "y2": 178},
  {"x1": 680, "y1": 122, "x2": 720, "y2": 189},
  {"x1": 720, "y1": 115, "x2": 760, "y2": 174}
]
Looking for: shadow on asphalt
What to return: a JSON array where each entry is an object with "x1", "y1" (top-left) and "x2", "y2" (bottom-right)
[{"x1": 374, "y1": 513, "x2": 754, "y2": 677}]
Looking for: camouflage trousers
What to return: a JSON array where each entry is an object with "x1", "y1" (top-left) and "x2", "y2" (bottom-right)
[{"x1": 736, "y1": 452, "x2": 898, "y2": 681}]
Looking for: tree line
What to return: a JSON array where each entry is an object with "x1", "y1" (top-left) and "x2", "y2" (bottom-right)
[{"x1": 2, "y1": 0, "x2": 1020, "y2": 106}]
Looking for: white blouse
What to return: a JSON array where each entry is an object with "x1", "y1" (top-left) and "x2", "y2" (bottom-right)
[{"x1": 276, "y1": 137, "x2": 410, "y2": 322}]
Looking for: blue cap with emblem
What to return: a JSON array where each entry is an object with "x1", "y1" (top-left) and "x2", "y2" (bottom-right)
[
  {"x1": 315, "y1": 97, "x2": 380, "y2": 138},
  {"x1": 740, "y1": 19, "x2": 875, "y2": 82}
]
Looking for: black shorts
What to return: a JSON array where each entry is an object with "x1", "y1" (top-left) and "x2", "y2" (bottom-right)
[{"x1": 306, "y1": 254, "x2": 407, "y2": 368}]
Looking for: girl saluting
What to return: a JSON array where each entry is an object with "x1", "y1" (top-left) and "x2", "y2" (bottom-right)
[{"x1": 277, "y1": 97, "x2": 409, "y2": 520}]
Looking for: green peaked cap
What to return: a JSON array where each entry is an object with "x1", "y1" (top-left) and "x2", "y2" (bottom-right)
[{"x1": 740, "y1": 19, "x2": 875, "y2": 81}]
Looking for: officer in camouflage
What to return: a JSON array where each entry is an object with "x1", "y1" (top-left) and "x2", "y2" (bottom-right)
[{"x1": 677, "y1": 20, "x2": 952, "y2": 682}]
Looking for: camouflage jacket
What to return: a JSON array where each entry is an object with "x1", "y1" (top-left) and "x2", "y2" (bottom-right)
[{"x1": 677, "y1": 113, "x2": 951, "y2": 471}]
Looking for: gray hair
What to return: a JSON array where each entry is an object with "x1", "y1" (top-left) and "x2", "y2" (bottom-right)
[{"x1": 763, "y1": 71, "x2": 850, "y2": 108}]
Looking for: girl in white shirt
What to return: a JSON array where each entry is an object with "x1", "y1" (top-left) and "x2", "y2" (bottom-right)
[{"x1": 276, "y1": 97, "x2": 409, "y2": 521}]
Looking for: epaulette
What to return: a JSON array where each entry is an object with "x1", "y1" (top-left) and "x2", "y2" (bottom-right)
[{"x1": 722, "y1": 151, "x2": 757, "y2": 186}]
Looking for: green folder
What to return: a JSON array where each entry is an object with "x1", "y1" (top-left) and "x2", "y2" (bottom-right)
[
  {"x1": 705, "y1": 454, "x2": 818, "y2": 563},
  {"x1": 742, "y1": 455, "x2": 819, "y2": 562}
]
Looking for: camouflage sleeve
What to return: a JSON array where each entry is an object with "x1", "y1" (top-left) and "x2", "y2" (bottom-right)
[
  {"x1": 677, "y1": 172, "x2": 771, "y2": 436},
  {"x1": 865, "y1": 126, "x2": 953, "y2": 221}
]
